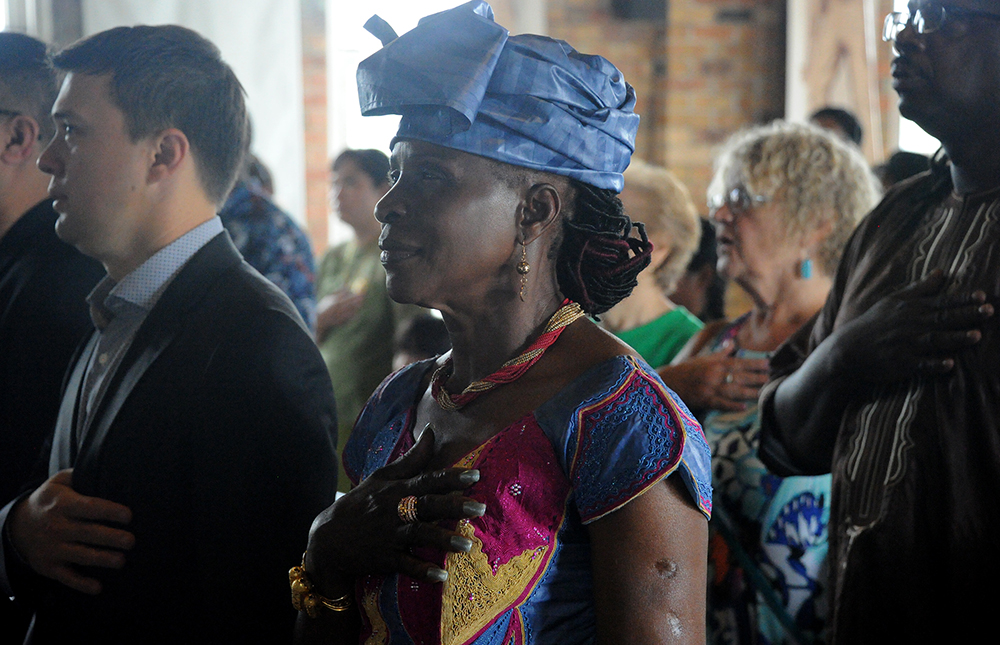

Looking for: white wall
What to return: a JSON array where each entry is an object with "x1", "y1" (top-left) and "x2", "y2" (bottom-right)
[{"x1": 82, "y1": 0, "x2": 307, "y2": 223}]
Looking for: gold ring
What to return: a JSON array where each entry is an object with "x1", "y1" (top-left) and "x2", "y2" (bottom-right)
[{"x1": 397, "y1": 495, "x2": 419, "y2": 523}]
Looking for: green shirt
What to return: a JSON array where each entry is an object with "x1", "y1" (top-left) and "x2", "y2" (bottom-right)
[
  {"x1": 612, "y1": 306, "x2": 703, "y2": 368},
  {"x1": 315, "y1": 240, "x2": 419, "y2": 490}
]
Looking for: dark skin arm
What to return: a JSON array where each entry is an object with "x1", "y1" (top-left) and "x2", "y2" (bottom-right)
[
  {"x1": 769, "y1": 270, "x2": 992, "y2": 474},
  {"x1": 589, "y1": 477, "x2": 707, "y2": 644}
]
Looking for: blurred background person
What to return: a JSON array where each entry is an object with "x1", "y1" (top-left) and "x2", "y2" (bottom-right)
[
  {"x1": 315, "y1": 148, "x2": 419, "y2": 490},
  {"x1": 219, "y1": 148, "x2": 316, "y2": 328},
  {"x1": 666, "y1": 121, "x2": 880, "y2": 644},
  {"x1": 601, "y1": 160, "x2": 703, "y2": 367},
  {"x1": 244, "y1": 152, "x2": 274, "y2": 196},
  {"x1": 873, "y1": 149, "x2": 930, "y2": 191},
  {"x1": 392, "y1": 313, "x2": 450, "y2": 372},
  {"x1": 670, "y1": 217, "x2": 727, "y2": 323},
  {"x1": 810, "y1": 106, "x2": 863, "y2": 147}
]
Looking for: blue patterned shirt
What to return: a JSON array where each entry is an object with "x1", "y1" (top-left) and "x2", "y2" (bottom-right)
[{"x1": 219, "y1": 182, "x2": 316, "y2": 330}]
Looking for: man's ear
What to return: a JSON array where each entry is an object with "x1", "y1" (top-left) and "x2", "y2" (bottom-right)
[
  {"x1": 147, "y1": 128, "x2": 189, "y2": 183},
  {"x1": 0, "y1": 115, "x2": 42, "y2": 165},
  {"x1": 518, "y1": 182, "x2": 563, "y2": 245}
]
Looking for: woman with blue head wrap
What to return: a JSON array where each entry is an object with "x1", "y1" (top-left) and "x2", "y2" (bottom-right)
[{"x1": 295, "y1": 3, "x2": 712, "y2": 643}]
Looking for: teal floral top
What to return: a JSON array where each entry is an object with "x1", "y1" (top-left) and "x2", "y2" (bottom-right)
[{"x1": 704, "y1": 314, "x2": 831, "y2": 645}]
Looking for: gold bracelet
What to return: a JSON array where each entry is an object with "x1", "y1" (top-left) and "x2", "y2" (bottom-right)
[{"x1": 289, "y1": 554, "x2": 352, "y2": 618}]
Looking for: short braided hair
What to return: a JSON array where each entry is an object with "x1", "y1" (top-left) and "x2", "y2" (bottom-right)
[{"x1": 555, "y1": 180, "x2": 653, "y2": 316}]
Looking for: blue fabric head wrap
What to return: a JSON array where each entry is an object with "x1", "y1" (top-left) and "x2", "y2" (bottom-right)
[{"x1": 356, "y1": 1, "x2": 639, "y2": 192}]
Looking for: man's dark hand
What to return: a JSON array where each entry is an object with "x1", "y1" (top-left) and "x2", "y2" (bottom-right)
[{"x1": 830, "y1": 270, "x2": 993, "y2": 383}]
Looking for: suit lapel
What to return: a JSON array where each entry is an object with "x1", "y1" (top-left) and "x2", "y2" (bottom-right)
[
  {"x1": 71, "y1": 232, "x2": 244, "y2": 480},
  {"x1": 49, "y1": 332, "x2": 98, "y2": 474},
  {"x1": 73, "y1": 331, "x2": 176, "y2": 478}
]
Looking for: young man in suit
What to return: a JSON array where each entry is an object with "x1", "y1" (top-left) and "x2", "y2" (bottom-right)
[{"x1": 0, "y1": 25, "x2": 338, "y2": 643}]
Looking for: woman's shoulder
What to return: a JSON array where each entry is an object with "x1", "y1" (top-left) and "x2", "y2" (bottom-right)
[{"x1": 534, "y1": 353, "x2": 713, "y2": 522}]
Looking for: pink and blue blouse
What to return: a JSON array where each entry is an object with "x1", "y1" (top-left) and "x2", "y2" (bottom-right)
[{"x1": 344, "y1": 354, "x2": 712, "y2": 644}]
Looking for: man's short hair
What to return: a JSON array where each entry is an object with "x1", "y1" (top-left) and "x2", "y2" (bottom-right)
[
  {"x1": 0, "y1": 32, "x2": 58, "y2": 143},
  {"x1": 53, "y1": 25, "x2": 249, "y2": 204}
]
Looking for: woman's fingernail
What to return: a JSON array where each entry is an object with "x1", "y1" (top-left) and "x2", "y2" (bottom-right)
[
  {"x1": 458, "y1": 470, "x2": 480, "y2": 485},
  {"x1": 427, "y1": 567, "x2": 448, "y2": 582},
  {"x1": 450, "y1": 536, "x2": 473, "y2": 552},
  {"x1": 463, "y1": 501, "x2": 487, "y2": 517}
]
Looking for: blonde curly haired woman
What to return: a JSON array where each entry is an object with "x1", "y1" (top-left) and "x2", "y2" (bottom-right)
[{"x1": 665, "y1": 120, "x2": 880, "y2": 644}]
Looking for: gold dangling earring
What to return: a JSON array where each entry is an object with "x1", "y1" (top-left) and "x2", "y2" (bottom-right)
[{"x1": 516, "y1": 240, "x2": 531, "y2": 301}]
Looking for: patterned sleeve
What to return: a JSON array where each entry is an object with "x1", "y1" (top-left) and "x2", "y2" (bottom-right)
[
  {"x1": 220, "y1": 185, "x2": 317, "y2": 331},
  {"x1": 547, "y1": 356, "x2": 712, "y2": 523},
  {"x1": 259, "y1": 208, "x2": 317, "y2": 331}
]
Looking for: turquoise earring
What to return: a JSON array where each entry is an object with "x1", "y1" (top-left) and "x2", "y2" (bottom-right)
[{"x1": 800, "y1": 257, "x2": 813, "y2": 279}]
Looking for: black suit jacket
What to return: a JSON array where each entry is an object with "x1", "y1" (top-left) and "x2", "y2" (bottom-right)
[
  {"x1": 0, "y1": 232, "x2": 338, "y2": 644},
  {"x1": 0, "y1": 200, "x2": 104, "y2": 506}
]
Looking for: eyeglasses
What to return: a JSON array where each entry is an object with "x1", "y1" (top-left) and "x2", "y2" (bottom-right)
[
  {"x1": 708, "y1": 186, "x2": 768, "y2": 218},
  {"x1": 883, "y1": 2, "x2": 1000, "y2": 44}
]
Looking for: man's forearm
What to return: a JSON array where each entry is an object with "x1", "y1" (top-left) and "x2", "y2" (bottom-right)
[{"x1": 762, "y1": 337, "x2": 853, "y2": 475}]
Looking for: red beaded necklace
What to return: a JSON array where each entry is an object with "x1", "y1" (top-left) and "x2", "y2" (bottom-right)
[{"x1": 430, "y1": 300, "x2": 585, "y2": 412}]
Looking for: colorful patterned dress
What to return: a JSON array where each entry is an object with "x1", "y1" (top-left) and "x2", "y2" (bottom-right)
[
  {"x1": 704, "y1": 316, "x2": 831, "y2": 645},
  {"x1": 344, "y1": 355, "x2": 712, "y2": 644}
]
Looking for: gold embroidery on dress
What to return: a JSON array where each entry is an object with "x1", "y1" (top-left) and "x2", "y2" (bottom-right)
[
  {"x1": 362, "y1": 587, "x2": 389, "y2": 645},
  {"x1": 441, "y1": 521, "x2": 548, "y2": 645},
  {"x1": 455, "y1": 444, "x2": 486, "y2": 469}
]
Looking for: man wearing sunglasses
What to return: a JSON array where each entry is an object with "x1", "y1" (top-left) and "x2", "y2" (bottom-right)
[{"x1": 759, "y1": 2, "x2": 1000, "y2": 641}]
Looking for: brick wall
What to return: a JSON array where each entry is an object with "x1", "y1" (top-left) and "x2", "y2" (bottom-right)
[
  {"x1": 546, "y1": 0, "x2": 784, "y2": 318},
  {"x1": 665, "y1": 1, "x2": 786, "y2": 204},
  {"x1": 546, "y1": 0, "x2": 786, "y2": 207},
  {"x1": 301, "y1": 0, "x2": 329, "y2": 254}
]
